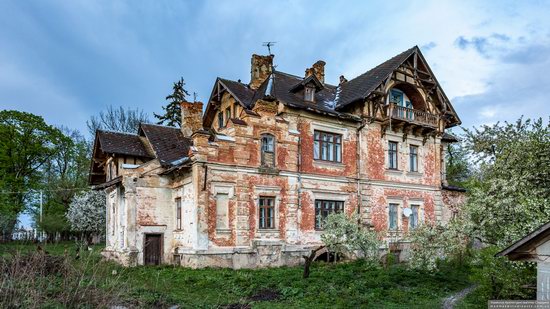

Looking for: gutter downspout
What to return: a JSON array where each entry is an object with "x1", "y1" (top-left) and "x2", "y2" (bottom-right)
[
  {"x1": 356, "y1": 118, "x2": 367, "y2": 224},
  {"x1": 297, "y1": 115, "x2": 302, "y2": 209}
]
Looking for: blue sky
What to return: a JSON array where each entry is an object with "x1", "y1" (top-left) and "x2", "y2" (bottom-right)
[
  {"x1": 2, "y1": 1, "x2": 550, "y2": 229},
  {"x1": 2, "y1": 0, "x2": 550, "y2": 136}
]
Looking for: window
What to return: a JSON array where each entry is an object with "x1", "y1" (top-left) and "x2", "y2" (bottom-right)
[
  {"x1": 389, "y1": 203, "x2": 398, "y2": 230},
  {"x1": 216, "y1": 193, "x2": 229, "y2": 230},
  {"x1": 409, "y1": 145, "x2": 418, "y2": 172},
  {"x1": 315, "y1": 200, "x2": 344, "y2": 230},
  {"x1": 410, "y1": 205, "x2": 419, "y2": 229},
  {"x1": 390, "y1": 89, "x2": 403, "y2": 105},
  {"x1": 388, "y1": 141, "x2": 398, "y2": 169},
  {"x1": 314, "y1": 131, "x2": 342, "y2": 162},
  {"x1": 225, "y1": 108, "x2": 231, "y2": 123},
  {"x1": 305, "y1": 86, "x2": 315, "y2": 102},
  {"x1": 261, "y1": 134, "x2": 275, "y2": 167},
  {"x1": 259, "y1": 197, "x2": 275, "y2": 229},
  {"x1": 175, "y1": 198, "x2": 182, "y2": 230},
  {"x1": 218, "y1": 112, "x2": 224, "y2": 128}
]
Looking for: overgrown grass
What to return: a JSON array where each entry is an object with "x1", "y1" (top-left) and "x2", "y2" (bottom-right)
[{"x1": 1, "y1": 241, "x2": 474, "y2": 308}]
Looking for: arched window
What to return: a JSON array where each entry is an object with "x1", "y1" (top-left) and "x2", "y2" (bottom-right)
[{"x1": 261, "y1": 134, "x2": 275, "y2": 167}]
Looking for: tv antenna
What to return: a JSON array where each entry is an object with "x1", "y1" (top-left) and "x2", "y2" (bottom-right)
[{"x1": 262, "y1": 42, "x2": 276, "y2": 55}]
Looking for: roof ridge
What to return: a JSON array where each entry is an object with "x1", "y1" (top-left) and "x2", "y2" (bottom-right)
[
  {"x1": 140, "y1": 122, "x2": 180, "y2": 130},
  {"x1": 97, "y1": 129, "x2": 139, "y2": 136},
  {"x1": 346, "y1": 46, "x2": 417, "y2": 84}
]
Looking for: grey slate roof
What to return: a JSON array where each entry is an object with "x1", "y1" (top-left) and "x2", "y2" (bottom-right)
[
  {"x1": 210, "y1": 47, "x2": 418, "y2": 120},
  {"x1": 336, "y1": 46, "x2": 417, "y2": 109},
  {"x1": 96, "y1": 130, "x2": 153, "y2": 158},
  {"x1": 205, "y1": 45, "x2": 459, "y2": 126}
]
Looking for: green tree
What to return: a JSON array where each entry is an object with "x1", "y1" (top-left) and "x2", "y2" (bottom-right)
[
  {"x1": 462, "y1": 117, "x2": 550, "y2": 247},
  {"x1": 35, "y1": 128, "x2": 90, "y2": 240},
  {"x1": 445, "y1": 140, "x2": 472, "y2": 188},
  {"x1": 0, "y1": 110, "x2": 66, "y2": 238},
  {"x1": 154, "y1": 77, "x2": 191, "y2": 127}
]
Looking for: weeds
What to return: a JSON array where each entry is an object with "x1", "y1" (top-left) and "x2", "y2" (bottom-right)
[{"x1": 0, "y1": 244, "x2": 125, "y2": 308}]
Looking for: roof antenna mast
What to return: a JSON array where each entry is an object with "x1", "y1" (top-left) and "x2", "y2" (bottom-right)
[{"x1": 262, "y1": 41, "x2": 276, "y2": 56}]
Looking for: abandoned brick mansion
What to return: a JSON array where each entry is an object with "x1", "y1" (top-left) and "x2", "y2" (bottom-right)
[{"x1": 90, "y1": 46, "x2": 465, "y2": 268}]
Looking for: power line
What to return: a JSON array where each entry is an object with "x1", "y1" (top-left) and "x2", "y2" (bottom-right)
[{"x1": 0, "y1": 187, "x2": 89, "y2": 195}]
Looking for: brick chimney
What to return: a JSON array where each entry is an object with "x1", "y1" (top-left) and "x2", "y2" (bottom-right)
[
  {"x1": 250, "y1": 54, "x2": 274, "y2": 90},
  {"x1": 180, "y1": 101, "x2": 203, "y2": 137},
  {"x1": 305, "y1": 60, "x2": 326, "y2": 84}
]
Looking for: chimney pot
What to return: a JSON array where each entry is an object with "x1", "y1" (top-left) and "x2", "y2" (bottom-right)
[{"x1": 339, "y1": 75, "x2": 348, "y2": 85}]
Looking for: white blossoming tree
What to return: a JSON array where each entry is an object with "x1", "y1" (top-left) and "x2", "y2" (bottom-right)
[
  {"x1": 66, "y1": 191, "x2": 106, "y2": 244},
  {"x1": 302, "y1": 213, "x2": 381, "y2": 278}
]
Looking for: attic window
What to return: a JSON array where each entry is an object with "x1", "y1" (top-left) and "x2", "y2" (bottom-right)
[
  {"x1": 261, "y1": 134, "x2": 275, "y2": 167},
  {"x1": 305, "y1": 86, "x2": 315, "y2": 102}
]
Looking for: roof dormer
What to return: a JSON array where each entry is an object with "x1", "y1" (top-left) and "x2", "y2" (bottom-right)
[{"x1": 289, "y1": 74, "x2": 324, "y2": 103}]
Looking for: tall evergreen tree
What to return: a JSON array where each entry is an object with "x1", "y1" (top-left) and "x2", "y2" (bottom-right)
[{"x1": 154, "y1": 77, "x2": 191, "y2": 127}]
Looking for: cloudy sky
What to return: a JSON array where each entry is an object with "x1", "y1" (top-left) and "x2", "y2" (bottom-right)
[{"x1": 1, "y1": 0, "x2": 549, "y2": 135}]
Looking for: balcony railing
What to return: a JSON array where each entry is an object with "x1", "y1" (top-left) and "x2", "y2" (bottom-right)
[{"x1": 385, "y1": 103, "x2": 439, "y2": 128}]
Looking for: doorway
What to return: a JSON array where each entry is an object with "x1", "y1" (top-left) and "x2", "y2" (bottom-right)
[{"x1": 144, "y1": 234, "x2": 163, "y2": 265}]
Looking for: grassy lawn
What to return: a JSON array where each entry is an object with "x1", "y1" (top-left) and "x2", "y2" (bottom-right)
[{"x1": 1, "y1": 241, "x2": 473, "y2": 308}]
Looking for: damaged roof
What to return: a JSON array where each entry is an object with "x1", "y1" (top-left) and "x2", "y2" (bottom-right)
[
  {"x1": 138, "y1": 123, "x2": 192, "y2": 166},
  {"x1": 205, "y1": 45, "x2": 458, "y2": 126},
  {"x1": 96, "y1": 130, "x2": 154, "y2": 158}
]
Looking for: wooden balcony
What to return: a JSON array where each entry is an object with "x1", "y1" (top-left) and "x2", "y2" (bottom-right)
[{"x1": 384, "y1": 103, "x2": 439, "y2": 129}]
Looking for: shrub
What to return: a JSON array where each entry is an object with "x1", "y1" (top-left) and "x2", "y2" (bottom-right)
[{"x1": 469, "y1": 246, "x2": 535, "y2": 301}]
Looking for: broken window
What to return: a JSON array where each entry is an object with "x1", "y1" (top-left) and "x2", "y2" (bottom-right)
[
  {"x1": 259, "y1": 196, "x2": 275, "y2": 229},
  {"x1": 409, "y1": 145, "x2": 418, "y2": 172},
  {"x1": 389, "y1": 141, "x2": 398, "y2": 170},
  {"x1": 305, "y1": 86, "x2": 315, "y2": 102},
  {"x1": 261, "y1": 134, "x2": 275, "y2": 167},
  {"x1": 175, "y1": 198, "x2": 182, "y2": 230},
  {"x1": 389, "y1": 203, "x2": 398, "y2": 230},
  {"x1": 315, "y1": 200, "x2": 344, "y2": 230},
  {"x1": 216, "y1": 193, "x2": 229, "y2": 230},
  {"x1": 314, "y1": 131, "x2": 342, "y2": 162}
]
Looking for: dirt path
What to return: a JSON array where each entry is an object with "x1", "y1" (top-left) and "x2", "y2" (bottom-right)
[{"x1": 442, "y1": 285, "x2": 478, "y2": 309}]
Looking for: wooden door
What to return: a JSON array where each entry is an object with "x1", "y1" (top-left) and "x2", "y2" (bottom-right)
[{"x1": 144, "y1": 234, "x2": 162, "y2": 265}]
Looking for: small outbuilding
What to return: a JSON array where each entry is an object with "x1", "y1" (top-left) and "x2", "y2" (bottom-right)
[{"x1": 497, "y1": 221, "x2": 550, "y2": 300}]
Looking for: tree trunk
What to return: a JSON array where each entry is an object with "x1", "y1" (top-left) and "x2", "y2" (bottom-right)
[{"x1": 302, "y1": 246, "x2": 325, "y2": 279}]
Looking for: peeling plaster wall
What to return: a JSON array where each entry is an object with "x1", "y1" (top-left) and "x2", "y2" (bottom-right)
[{"x1": 102, "y1": 96, "x2": 465, "y2": 268}]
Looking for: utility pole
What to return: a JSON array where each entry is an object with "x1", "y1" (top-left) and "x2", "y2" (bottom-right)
[{"x1": 39, "y1": 190, "x2": 43, "y2": 242}]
